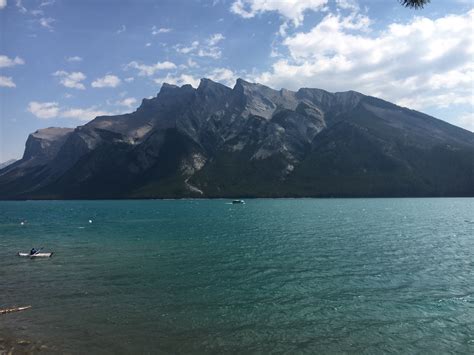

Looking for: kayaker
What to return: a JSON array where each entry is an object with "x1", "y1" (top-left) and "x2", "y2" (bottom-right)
[{"x1": 30, "y1": 248, "x2": 37, "y2": 255}]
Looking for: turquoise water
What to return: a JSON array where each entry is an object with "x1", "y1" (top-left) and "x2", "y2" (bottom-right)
[{"x1": 0, "y1": 199, "x2": 473, "y2": 353}]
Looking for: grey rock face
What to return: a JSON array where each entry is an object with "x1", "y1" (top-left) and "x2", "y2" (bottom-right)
[
  {"x1": 1, "y1": 78, "x2": 473, "y2": 199},
  {"x1": 0, "y1": 159, "x2": 17, "y2": 170},
  {"x1": 22, "y1": 127, "x2": 74, "y2": 164}
]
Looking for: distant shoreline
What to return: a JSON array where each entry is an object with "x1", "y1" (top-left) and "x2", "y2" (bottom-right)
[{"x1": 1, "y1": 195, "x2": 474, "y2": 201}]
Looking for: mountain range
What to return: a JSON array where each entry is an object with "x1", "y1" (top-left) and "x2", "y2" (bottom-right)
[
  {"x1": 1, "y1": 78, "x2": 473, "y2": 199},
  {"x1": 0, "y1": 159, "x2": 17, "y2": 170}
]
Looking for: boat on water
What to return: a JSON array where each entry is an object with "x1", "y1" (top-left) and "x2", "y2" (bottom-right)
[
  {"x1": 232, "y1": 200, "x2": 245, "y2": 204},
  {"x1": 18, "y1": 252, "x2": 53, "y2": 258},
  {"x1": 0, "y1": 305, "x2": 32, "y2": 315}
]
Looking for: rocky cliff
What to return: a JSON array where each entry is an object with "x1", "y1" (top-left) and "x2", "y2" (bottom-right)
[{"x1": 1, "y1": 78, "x2": 473, "y2": 199}]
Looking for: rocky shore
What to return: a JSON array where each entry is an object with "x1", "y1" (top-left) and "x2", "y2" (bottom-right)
[{"x1": 0, "y1": 336, "x2": 53, "y2": 354}]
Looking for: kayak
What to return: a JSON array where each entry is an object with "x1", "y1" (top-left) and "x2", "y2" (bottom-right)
[
  {"x1": 18, "y1": 252, "x2": 53, "y2": 258},
  {"x1": 0, "y1": 305, "x2": 32, "y2": 314}
]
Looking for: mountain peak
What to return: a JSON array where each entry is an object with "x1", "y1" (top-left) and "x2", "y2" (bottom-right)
[
  {"x1": 234, "y1": 78, "x2": 262, "y2": 89},
  {"x1": 161, "y1": 82, "x2": 179, "y2": 90},
  {"x1": 1, "y1": 79, "x2": 473, "y2": 199},
  {"x1": 157, "y1": 82, "x2": 195, "y2": 99},
  {"x1": 158, "y1": 82, "x2": 195, "y2": 95},
  {"x1": 198, "y1": 77, "x2": 217, "y2": 86},
  {"x1": 31, "y1": 127, "x2": 75, "y2": 140},
  {"x1": 235, "y1": 77, "x2": 250, "y2": 85},
  {"x1": 198, "y1": 78, "x2": 231, "y2": 91}
]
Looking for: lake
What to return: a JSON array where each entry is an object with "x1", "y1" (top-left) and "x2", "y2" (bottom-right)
[{"x1": 0, "y1": 199, "x2": 473, "y2": 353}]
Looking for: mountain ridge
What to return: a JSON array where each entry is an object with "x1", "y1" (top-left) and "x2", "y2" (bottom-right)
[{"x1": 1, "y1": 78, "x2": 473, "y2": 199}]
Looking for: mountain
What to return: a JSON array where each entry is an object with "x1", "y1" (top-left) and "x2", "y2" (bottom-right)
[
  {"x1": 1, "y1": 78, "x2": 473, "y2": 199},
  {"x1": 0, "y1": 159, "x2": 17, "y2": 170}
]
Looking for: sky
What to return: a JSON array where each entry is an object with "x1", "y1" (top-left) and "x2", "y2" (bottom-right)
[{"x1": 0, "y1": 0, "x2": 473, "y2": 162}]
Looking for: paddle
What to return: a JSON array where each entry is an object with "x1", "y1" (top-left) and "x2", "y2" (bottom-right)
[{"x1": 31, "y1": 247, "x2": 43, "y2": 257}]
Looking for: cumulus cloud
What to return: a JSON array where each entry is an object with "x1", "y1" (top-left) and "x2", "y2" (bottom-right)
[
  {"x1": 230, "y1": 0, "x2": 328, "y2": 26},
  {"x1": 152, "y1": 26, "x2": 171, "y2": 35},
  {"x1": 154, "y1": 73, "x2": 200, "y2": 88},
  {"x1": 66, "y1": 56, "x2": 82, "y2": 62},
  {"x1": 187, "y1": 58, "x2": 198, "y2": 68},
  {"x1": 116, "y1": 97, "x2": 137, "y2": 108},
  {"x1": 0, "y1": 55, "x2": 25, "y2": 68},
  {"x1": 91, "y1": 74, "x2": 121, "y2": 88},
  {"x1": 0, "y1": 0, "x2": 6, "y2": 10},
  {"x1": 335, "y1": 0, "x2": 359, "y2": 11},
  {"x1": 197, "y1": 47, "x2": 222, "y2": 59},
  {"x1": 28, "y1": 101, "x2": 112, "y2": 121},
  {"x1": 27, "y1": 101, "x2": 60, "y2": 119},
  {"x1": 125, "y1": 60, "x2": 177, "y2": 76},
  {"x1": 176, "y1": 41, "x2": 200, "y2": 54},
  {"x1": 53, "y1": 70, "x2": 86, "y2": 90},
  {"x1": 0, "y1": 76, "x2": 16, "y2": 88},
  {"x1": 124, "y1": 77, "x2": 134, "y2": 83},
  {"x1": 61, "y1": 107, "x2": 111, "y2": 121},
  {"x1": 207, "y1": 67, "x2": 236, "y2": 87},
  {"x1": 254, "y1": 10, "x2": 474, "y2": 113},
  {"x1": 207, "y1": 33, "x2": 225, "y2": 46}
]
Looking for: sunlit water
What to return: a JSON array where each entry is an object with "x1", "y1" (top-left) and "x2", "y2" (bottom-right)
[{"x1": 0, "y1": 199, "x2": 473, "y2": 353}]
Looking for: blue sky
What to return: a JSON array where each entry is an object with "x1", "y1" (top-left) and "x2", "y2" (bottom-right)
[{"x1": 1, "y1": 0, "x2": 473, "y2": 161}]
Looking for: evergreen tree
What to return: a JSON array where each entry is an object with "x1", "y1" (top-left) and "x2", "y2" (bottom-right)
[{"x1": 400, "y1": 0, "x2": 431, "y2": 9}]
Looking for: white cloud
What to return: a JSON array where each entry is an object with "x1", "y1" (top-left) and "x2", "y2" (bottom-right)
[
  {"x1": 207, "y1": 33, "x2": 225, "y2": 46},
  {"x1": 207, "y1": 67, "x2": 236, "y2": 87},
  {"x1": 30, "y1": 9, "x2": 43, "y2": 16},
  {"x1": 40, "y1": 0, "x2": 55, "y2": 6},
  {"x1": 15, "y1": 0, "x2": 26, "y2": 13},
  {"x1": 0, "y1": 76, "x2": 16, "y2": 88},
  {"x1": 230, "y1": 0, "x2": 328, "y2": 26},
  {"x1": 28, "y1": 101, "x2": 112, "y2": 121},
  {"x1": 335, "y1": 0, "x2": 359, "y2": 11},
  {"x1": 53, "y1": 70, "x2": 86, "y2": 90},
  {"x1": 0, "y1": 0, "x2": 7, "y2": 10},
  {"x1": 254, "y1": 10, "x2": 474, "y2": 113},
  {"x1": 154, "y1": 73, "x2": 200, "y2": 88},
  {"x1": 27, "y1": 101, "x2": 60, "y2": 119},
  {"x1": 152, "y1": 26, "x2": 171, "y2": 35},
  {"x1": 187, "y1": 58, "x2": 198, "y2": 68},
  {"x1": 124, "y1": 77, "x2": 134, "y2": 83},
  {"x1": 451, "y1": 113, "x2": 474, "y2": 132},
  {"x1": 91, "y1": 74, "x2": 121, "y2": 88},
  {"x1": 66, "y1": 56, "x2": 82, "y2": 62},
  {"x1": 176, "y1": 34, "x2": 225, "y2": 59},
  {"x1": 0, "y1": 55, "x2": 25, "y2": 68},
  {"x1": 145, "y1": 42, "x2": 151, "y2": 47},
  {"x1": 176, "y1": 41, "x2": 199, "y2": 54},
  {"x1": 116, "y1": 97, "x2": 137, "y2": 108},
  {"x1": 116, "y1": 25, "x2": 126, "y2": 34},
  {"x1": 61, "y1": 107, "x2": 111, "y2": 121},
  {"x1": 125, "y1": 60, "x2": 177, "y2": 76},
  {"x1": 197, "y1": 47, "x2": 222, "y2": 59},
  {"x1": 39, "y1": 17, "x2": 54, "y2": 30}
]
